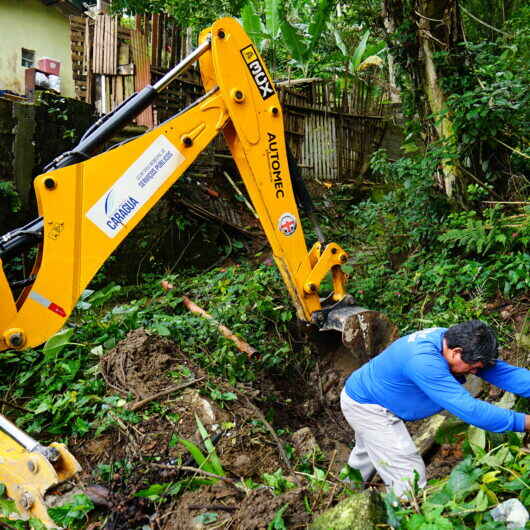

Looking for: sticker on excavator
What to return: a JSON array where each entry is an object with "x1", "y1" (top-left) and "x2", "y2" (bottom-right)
[
  {"x1": 240, "y1": 44, "x2": 275, "y2": 100},
  {"x1": 29, "y1": 291, "x2": 66, "y2": 317},
  {"x1": 278, "y1": 213, "x2": 297, "y2": 236},
  {"x1": 86, "y1": 135, "x2": 184, "y2": 238}
]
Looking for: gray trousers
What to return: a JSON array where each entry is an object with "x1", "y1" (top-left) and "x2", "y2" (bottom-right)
[{"x1": 340, "y1": 388, "x2": 426, "y2": 498}]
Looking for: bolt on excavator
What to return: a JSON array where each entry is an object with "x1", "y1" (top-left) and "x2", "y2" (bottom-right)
[{"x1": 0, "y1": 18, "x2": 396, "y2": 527}]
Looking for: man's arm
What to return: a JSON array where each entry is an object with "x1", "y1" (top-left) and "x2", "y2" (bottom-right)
[
  {"x1": 525, "y1": 415, "x2": 530, "y2": 431},
  {"x1": 405, "y1": 356, "x2": 526, "y2": 433},
  {"x1": 479, "y1": 360, "x2": 530, "y2": 397}
]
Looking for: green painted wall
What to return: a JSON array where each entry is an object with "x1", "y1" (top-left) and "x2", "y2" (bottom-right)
[{"x1": 0, "y1": 0, "x2": 75, "y2": 97}]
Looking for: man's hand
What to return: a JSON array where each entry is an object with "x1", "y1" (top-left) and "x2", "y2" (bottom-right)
[{"x1": 525, "y1": 415, "x2": 530, "y2": 431}]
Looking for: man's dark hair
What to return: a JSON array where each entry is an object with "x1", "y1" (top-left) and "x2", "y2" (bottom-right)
[{"x1": 445, "y1": 320, "x2": 499, "y2": 365}]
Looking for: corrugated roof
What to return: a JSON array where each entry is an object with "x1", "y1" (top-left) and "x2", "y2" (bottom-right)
[{"x1": 40, "y1": 0, "x2": 86, "y2": 15}]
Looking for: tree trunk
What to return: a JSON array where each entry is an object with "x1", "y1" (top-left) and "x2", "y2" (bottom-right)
[
  {"x1": 381, "y1": 5, "x2": 401, "y2": 104},
  {"x1": 382, "y1": 0, "x2": 465, "y2": 199}
]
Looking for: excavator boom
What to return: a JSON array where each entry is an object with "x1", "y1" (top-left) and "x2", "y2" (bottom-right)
[{"x1": 1, "y1": 18, "x2": 341, "y2": 351}]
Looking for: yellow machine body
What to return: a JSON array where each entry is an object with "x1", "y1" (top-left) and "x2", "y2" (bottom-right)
[
  {"x1": 0, "y1": 18, "x2": 348, "y2": 352},
  {"x1": 0, "y1": 426, "x2": 81, "y2": 527}
]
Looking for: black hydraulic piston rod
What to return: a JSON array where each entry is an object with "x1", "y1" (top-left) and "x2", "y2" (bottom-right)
[
  {"x1": 45, "y1": 37, "x2": 212, "y2": 172},
  {"x1": 0, "y1": 38, "x2": 212, "y2": 260}
]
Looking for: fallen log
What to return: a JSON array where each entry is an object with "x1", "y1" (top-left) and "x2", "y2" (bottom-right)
[
  {"x1": 182, "y1": 295, "x2": 257, "y2": 357},
  {"x1": 127, "y1": 377, "x2": 205, "y2": 411}
]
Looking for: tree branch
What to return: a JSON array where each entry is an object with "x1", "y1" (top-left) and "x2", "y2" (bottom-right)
[
  {"x1": 127, "y1": 378, "x2": 205, "y2": 411},
  {"x1": 460, "y1": 5, "x2": 511, "y2": 36}
]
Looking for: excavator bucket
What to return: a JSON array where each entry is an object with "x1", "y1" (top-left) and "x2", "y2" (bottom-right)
[
  {"x1": 0, "y1": 414, "x2": 81, "y2": 528},
  {"x1": 312, "y1": 295, "x2": 399, "y2": 364}
]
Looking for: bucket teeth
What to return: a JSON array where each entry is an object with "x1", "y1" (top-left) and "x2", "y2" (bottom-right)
[{"x1": 312, "y1": 296, "x2": 398, "y2": 362}]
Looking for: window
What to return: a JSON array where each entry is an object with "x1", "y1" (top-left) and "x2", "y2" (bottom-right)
[{"x1": 21, "y1": 48, "x2": 35, "y2": 68}]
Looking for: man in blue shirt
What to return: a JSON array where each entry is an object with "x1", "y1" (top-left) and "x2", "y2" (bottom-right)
[{"x1": 341, "y1": 320, "x2": 530, "y2": 497}]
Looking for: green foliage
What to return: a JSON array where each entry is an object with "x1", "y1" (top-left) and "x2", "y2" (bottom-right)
[
  {"x1": 0, "y1": 181, "x2": 22, "y2": 214},
  {"x1": 48, "y1": 494, "x2": 94, "y2": 529},
  {"x1": 278, "y1": 0, "x2": 333, "y2": 76},
  {"x1": 338, "y1": 465, "x2": 363, "y2": 486},
  {"x1": 0, "y1": 256, "x2": 301, "y2": 452},
  {"x1": 241, "y1": 0, "x2": 282, "y2": 57},
  {"x1": 240, "y1": 0, "x2": 333, "y2": 75},
  {"x1": 135, "y1": 482, "x2": 183, "y2": 501},
  {"x1": 268, "y1": 504, "x2": 289, "y2": 529},
  {"x1": 135, "y1": 418, "x2": 225, "y2": 504},
  {"x1": 442, "y1": 39, "x2": 530, "y2": 188},
  {"x1": 110, "y1": 0, "x2": 246, "y2": 31},
  {"x1": 438, "y1": 206, "x2": 529, "y2": 256},
  {"x1": 366, "y1": 147, "x2": 449, "y2": 250},
  {"x1": 385, "y1": 425, "x2": 530, "y2": 528},
  {"x1": 261, "y1": 468, "x2": 296, "y2": 494}
]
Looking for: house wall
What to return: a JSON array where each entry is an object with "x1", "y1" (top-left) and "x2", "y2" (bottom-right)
[{"x1": 0, "y1": 0, "x2": 75, "y2": 97}]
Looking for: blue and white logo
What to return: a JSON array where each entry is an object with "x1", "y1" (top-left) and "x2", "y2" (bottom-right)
[{"x1": 86, "y1": 135, "x2": 184, "y2": 238}]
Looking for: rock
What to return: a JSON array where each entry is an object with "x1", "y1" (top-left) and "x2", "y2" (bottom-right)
[
  {"x1": 84, "y1": 485, "x2": 111, "y2": 508},
  {"x1": 230, "y1": 454, "x2": 253, "y2": 475},
  {"x1": 179, "y1": 389, "x2": 229, "y2": 426},
  {"x1": 412, "y1": 413, "x2": 447, "y2": 456},
  {"x1": 464, "y1": 374, "x2": 483, "y2": 397},
  {"x1": 292, "y1": 427, "x2": 320, "y2": 456},
  {"x1": 46, "y1": 486, "x2": 86, "y2": 508},
  {"x1": 310, "y1": 489, "x2": 386, "y2": 530},
  {"x1": 490, "y1": 498, "x2": 529, "y2": 529}
]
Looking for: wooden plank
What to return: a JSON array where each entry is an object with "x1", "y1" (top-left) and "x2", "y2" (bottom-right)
[
  {"x1": 105, "y1": 76, "x2": 111, "y2": 113},
  {"x1": 70, "y1": 15, "x2": 88, "y2": 101},
  {"x1": 115, "y1": 75, "x2": 124, "y2": 105},
  {"x1": 118, "y1": 28, "x2": 131, "y2": 38},
  {"x1": 83, "y1": 16, "x2": 90, "y2": 74},
  {"x1": 169, "y1": 20, "x2": 177, "y2": 66},
  {"x1": 98, "y1": 14, "x2": 104, "y2": 73},
  {"x1": 113, "y1": 16, "x2": 118, "y2": 74},
  {"x1": 105, "y1": 16, "x2": 110, "y2": 74},
  {"x1": 99, "y1": 15, "x2": 105, "y2": 73},
  {"x1": 151, "y1": 13, "x2": 160, "y2": 66},
  {"x1": 131, "y1": 27, "x2": 153, "y2": 127},
  {"x1": 87, "y1": 17, "x2": 94, "y2": 103},
  {"x1": 118, "y1": 42, "x2": 129, "y2": 65},
  {"x1": 92, "y1": 15, "x2": 100, "y2": 73},
  {"x1": 159, "y1": 12, "x2": 166, "y2": 68},
  {"x1": 124, "y1": 74, "x2": 135, "y2": 98}
]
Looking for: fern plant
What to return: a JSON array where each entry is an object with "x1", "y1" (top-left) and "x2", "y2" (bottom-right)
[{"x1": 438, "y1": 206, "x2": 529, "y2": 256}]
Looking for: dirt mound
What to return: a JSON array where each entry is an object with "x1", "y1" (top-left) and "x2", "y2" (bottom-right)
[{"x1": 100, "y1": 328, "x2": 205, "y2": 398}]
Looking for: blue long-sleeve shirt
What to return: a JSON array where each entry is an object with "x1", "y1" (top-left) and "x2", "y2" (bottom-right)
[{"x1": 344, "y1": 327, "x2": 530, "y2": 433}]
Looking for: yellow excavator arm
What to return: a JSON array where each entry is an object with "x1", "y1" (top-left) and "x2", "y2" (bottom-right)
[
  {"x1": 0, "y1": 18, "x2": 348, "y2": 352},
  {"x1": 0, "y1": 18, "x2": 394, "y2": 527}
]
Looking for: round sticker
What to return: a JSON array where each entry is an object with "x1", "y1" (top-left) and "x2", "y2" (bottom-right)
[{"x1": 278, "y1": 213, "x2": 297, "y2": 236}]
